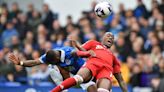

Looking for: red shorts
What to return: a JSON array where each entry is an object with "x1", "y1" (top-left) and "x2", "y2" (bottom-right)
[{"x1": 82, "y1": 59, "x2": 113, "y2": 81}]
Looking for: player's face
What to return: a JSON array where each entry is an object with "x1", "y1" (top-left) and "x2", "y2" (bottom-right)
[{"x1": 102, "y1": 32, "x2": 114, "y2": 48}]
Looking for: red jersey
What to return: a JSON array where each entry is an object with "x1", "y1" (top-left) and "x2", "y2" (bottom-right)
[{"x1": 82, "y1": 40, "x2": 121, "y2": 73}]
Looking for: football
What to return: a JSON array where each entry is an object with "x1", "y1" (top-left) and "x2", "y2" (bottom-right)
[{"x1": 94, "y1": 2, "x2": 113, "y2": 18}]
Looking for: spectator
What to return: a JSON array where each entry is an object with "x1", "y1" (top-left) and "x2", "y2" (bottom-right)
[
  {"x1": 150, "y1": 46, "x2": 162, "y2": 64},
  {"x1": 131, "y1": 37, "x2": 144, "y2": 58},
  {"x1": 9, "y1": 2, "x2": 22, "y2": 20},
  {"x1": 158, "y1": 0, "x2": 164, "y2": 15},
  {"x1": 13, "y1": 65, "x2": 27, "y2": 84},
  {"x1": 24, "y1": 43, "x2": 33, "y2": 60},
  {"x1": 139, "y1": 16, "x2": 152, "y2": 40},
  {"x1": 157, "y1": 58, "x2": 164, "y2": 78},
  {"x1": 0, "y1": 6, "x2": 9, "y2": 31},
  {"x1": 42, "y1": 4, "x2": 57, "y2": 30},
  {"x1": 82, "y1": 25, "x2": 96, "y2": 42},
  {"x1": 2, "y1": 21, "x2": 19, "y2": 47},
  {"x1": 126, "y1": 56, "x2": 136, "y2": 72},
  {"x1": 119, "y1": 3, "x2": 126, "y2": 17},
  {"x1": 37, "y1": 24, "x2": 48, "y2": 37},
  {"x1": 134, "y1": 0, "x2": 149, "y2": 18},
  {"x1": 151, "y1": 78, "x2": 164, "y2": 92},
  {"x1": 0, "y1": 15, "x2": 7, "y2": 32},
  {"x1": 29, "y1": 64, "x2": 50, "y2": 83},
  {"x1": 66, "y1": 15, "x2": 73, "y2": 25},
  {"x1": 115, "y1": 36, "x2": 129, "y2": 61},
  {"x1": 52, "y1": 32, "x2": 65, "y2": 48},
  {"x1": 51, "y1": 20, "x2": 62, "y2": 34},
  {"x1": 108, "y1": 16, "x2": 122, "y2": 39},
  {"x1": 16, "y1": 13, "x2": 31, "y2": 40},
  {"x1": 157, "y1": 31, "x2": 164, "y2": 51},
  {"x1": 44, "y1": 41, "x2": 52, "y2": 51},
  {"x1": 94, "y1": 18, "x2": 106, "y2": 38},
  {"x1": 24, "y1": 31, "x2": 35, "y2": 46},
  {"x1": 10, "y1": 36, "x2": 22, "y2": 51},
  {"x1": 0, "y1": 49, "x2": 14, "y2": 76},
  {"x1": 130, "y1": 63, "x2": 142, "y2": 87},
  {"x1": 28, "y1": 10, "x2": 41, "y2": 32},
  {"x1": 144, "y1": 31, "x2": 155, "y2": 53},
  {"x1": 26, "y1": 3, "x2": 34, "y2": 19}
]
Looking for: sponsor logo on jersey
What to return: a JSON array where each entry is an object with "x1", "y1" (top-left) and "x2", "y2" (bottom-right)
[
  {"x1": 96, "y1": 45, "x2": 104, "y2": 49},
  {"x1": 109, "y1": 72, "x2": 113, "y2": 78}
]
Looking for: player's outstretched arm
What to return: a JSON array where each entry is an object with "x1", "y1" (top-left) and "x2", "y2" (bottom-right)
[
  {"x1": 68, "y1": 33, "x2": 86, "y2": 51},
  {"x1": 114, "y1": 73, "x2": 128, "y2": 92},
  {"x1": 71, "y1": 50, "x2": 96, "y2": 58},
  {"x1": 8, "y1": 53, "x2": 41, "y2": 67},
  {"x1": 71, "y1": 40, "x2": 86, "y2": 51}
]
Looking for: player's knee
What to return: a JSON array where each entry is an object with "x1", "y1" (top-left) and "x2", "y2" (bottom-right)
[
  {"x1": 73, "y1": 75, "x2": 84, "y2": 84},
  {"x1": 97, "y1": 88, "x2": 109, "y2": 92}
]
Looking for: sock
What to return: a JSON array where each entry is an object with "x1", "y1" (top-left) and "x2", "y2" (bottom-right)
[{"x1": 51, "y1": 77, "x2": 77, "y2": 92}]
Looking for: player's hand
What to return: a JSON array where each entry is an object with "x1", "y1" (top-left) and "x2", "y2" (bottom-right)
[
  {"x1": 89, "y1": 50, "x2": 96, "y2": 57},
  {"x1": 8, "y1": 53, "x2": 20, "y2": 65},
  {"x1": 67, "y1": 33, "x2": 77, "y2": 41}
]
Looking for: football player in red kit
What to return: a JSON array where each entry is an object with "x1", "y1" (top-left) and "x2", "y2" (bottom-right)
[{"x1": 51, "y1": 32, "x2": 127, "y2": 92}]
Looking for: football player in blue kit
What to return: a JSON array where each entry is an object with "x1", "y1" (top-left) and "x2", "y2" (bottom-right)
[{"x1": 8, "y1": 46, "x2": 97, "y2": 92}]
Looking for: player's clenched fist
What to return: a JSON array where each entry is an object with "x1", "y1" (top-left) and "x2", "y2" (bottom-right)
[{"x1": 8, "y1": 53, "x2": 20, "y2": 65}]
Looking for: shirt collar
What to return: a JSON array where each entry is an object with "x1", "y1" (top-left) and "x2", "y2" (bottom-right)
[{"x1": 58, "y1": 49, "x2": 65, "y2": 63}]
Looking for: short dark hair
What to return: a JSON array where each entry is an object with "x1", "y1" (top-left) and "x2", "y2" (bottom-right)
[{"x1": 45, "y1": 50, "x2": 56, "y2": 64}]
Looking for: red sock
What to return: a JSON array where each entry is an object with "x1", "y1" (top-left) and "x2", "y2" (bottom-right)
[{"x1": 51, "y1": 77, "x2": 77, "y2": 92}]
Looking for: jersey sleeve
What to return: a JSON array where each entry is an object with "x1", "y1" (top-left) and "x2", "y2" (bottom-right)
[
  {"x1": 58, "y1": 46, "x2": 75, "y2": 63},
  {"x1": 39, "y1": 54, "x2": 46, "y2": 63},
  {"x1": 113, "y1": 55, "x2": 121, "y2": 74},
  {"x1": 82, "y1": 40, "x2": 97, "y2": 50},
  {"x1": 60, "y1": 47, "x2": 74, "y2": 57}
]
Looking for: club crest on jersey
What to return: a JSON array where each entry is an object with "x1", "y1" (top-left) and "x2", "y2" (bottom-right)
[{"x1": 96, "y1": 45, "x2": 104, "y2": 49}]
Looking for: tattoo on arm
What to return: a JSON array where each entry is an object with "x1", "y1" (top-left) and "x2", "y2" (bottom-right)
[{"x1": 22, "y1": 60, "x2": 41, "y2": 67}]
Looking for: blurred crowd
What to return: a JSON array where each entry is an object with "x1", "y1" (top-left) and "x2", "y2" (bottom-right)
[{"x1": 0, "y1": 0, "x2": 163, "y2": 91}]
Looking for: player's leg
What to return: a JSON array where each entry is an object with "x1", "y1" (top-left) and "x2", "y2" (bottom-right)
[
  {"x1": 80, "y1": 80, "x2": 97, "y2": 92},
  {"x1": 49, "y1": 65, "x2": 64, "y2": 85},
  {"x1": 51, "y1": 67, "x2": 93, "y2": 92},
  {"x1": 49, "y1": 65, "x2": 69, "y2": 92},
  {"x1": 87, "y1": 84, "x2": 97, "y2": 92},
  {"x1": 96, "y1": 68, "x2": 113, "y2": 92},
  {"x1": 97, "y1": 78, "x2": 112, "y2": 92},
  {"x1": 76, "y1": 67, "x2": 93, "y2": 83}
]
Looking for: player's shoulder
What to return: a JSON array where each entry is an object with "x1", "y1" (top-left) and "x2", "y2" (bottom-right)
[
  {"x1": 108, "y1": 49, "x2": 115, "y2": 55},
  {"x1": 59, "y1": 46, "x2": 75, "y2": 55}
]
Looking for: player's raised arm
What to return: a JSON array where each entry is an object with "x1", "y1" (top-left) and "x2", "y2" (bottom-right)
[
  {"x1": 68, "y1": 34, "x2": 86, "y2": 51},
  {"x1": 8, "y1": 53, "x2": 42, "y2": 67},
  {"x1": 72, "y1": 40, "x2": 86, "y2": 51},
  {"x1": 71, "y1": 50, "x2": 96, "y2": 58},
  {"x1": 68, "y1": 34, "x2": 96, "y2": 51}
]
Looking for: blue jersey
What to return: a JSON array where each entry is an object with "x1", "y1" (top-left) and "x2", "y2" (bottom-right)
[{"x1": 39, "y1": 46, "x2": 85, "y2": 74}]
